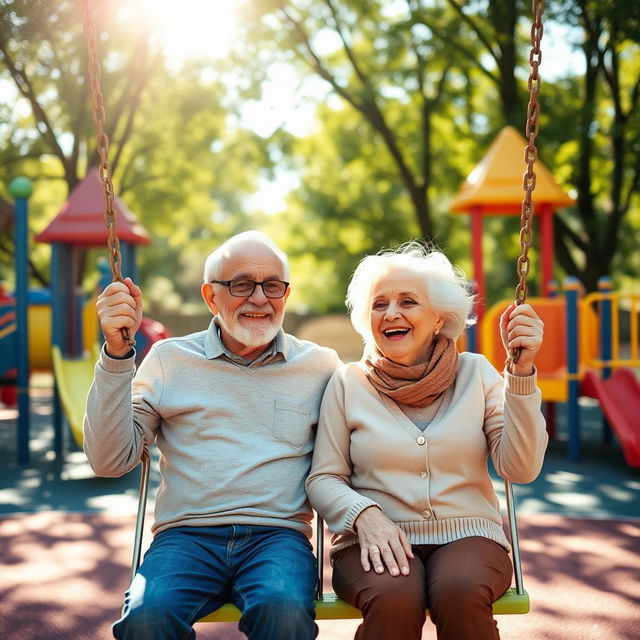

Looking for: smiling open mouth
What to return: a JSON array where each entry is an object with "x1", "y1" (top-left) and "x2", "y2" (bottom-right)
[{"x1": 383, "y1": 328, "x2": 410, "y2": 337}]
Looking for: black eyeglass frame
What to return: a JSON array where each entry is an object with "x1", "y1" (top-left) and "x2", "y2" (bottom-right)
[{"x1": 208, "y1": 278, "x2": 290, "y2": 299}]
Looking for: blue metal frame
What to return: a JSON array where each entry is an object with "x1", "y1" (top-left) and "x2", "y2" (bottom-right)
[
  {"x1": 597, "y1": 277, "x2": 613, "y2": 444},
  {"x1": 14, "y1": 194, "x2": 30, "y2": 464},
  {"x1": 564, "y1": 277, "x2": 581, "y2": 462}
]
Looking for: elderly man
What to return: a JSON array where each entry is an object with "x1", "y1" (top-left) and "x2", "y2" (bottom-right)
[{"x1": 84, "y1": 231, "x2": 340, "y2": 640}]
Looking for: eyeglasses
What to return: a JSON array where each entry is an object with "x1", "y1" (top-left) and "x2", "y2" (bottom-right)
[{"x1": 209, "y1": 278, "x2": 289, "y2": 299}]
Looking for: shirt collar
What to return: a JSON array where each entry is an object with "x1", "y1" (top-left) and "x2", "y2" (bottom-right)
[{"x1": 204, "y1": 317, "x2": 288, "y2": 364}]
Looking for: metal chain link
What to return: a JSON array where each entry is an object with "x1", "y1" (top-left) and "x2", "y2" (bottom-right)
[
  {"x1": 79, "y1": 0, "x2": 134, "y2": 347},
  {"x1": 510, "y1": 0, "x2": 544, "y2": 364}
]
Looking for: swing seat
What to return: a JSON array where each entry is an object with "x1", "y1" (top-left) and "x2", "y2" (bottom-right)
[{"x1": 198, "y1": 587, "x2": 530, "y2": 622}]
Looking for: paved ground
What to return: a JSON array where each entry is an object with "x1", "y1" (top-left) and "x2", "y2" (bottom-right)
[{"x1": 1, "y1": 374, "x2": 639, "y2": 639}]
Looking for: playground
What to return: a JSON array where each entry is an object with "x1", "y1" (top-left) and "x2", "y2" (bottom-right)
[
  {"x1": 1, "y1": 3, "x2": 639, "y2": 637},
  {"x1": 1, "y1": 125, "x2": 639, "y2": 639}
]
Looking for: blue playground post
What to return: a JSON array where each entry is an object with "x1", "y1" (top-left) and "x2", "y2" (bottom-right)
[
  {"x1": 50, "y1": 243, "x2": 86, "y2": 456},
  {"x1": 120, "y1": 241, "x2": 138, "y2": 282},
  {"x1": 544, "y1": 280, "x2": 558, "y2": 439},
  {"x1": 564, "y1": 277, "x2": 581, "y2": 462},
  {"x1": 598, "y1": 277, "x2": 613, "y2": 444},
  {"x1": 9, "y1": 177, "x2": 33, "y2": 464},
  {"x1": 50, "y1": 243, "x2": 64, "y2": 457}
]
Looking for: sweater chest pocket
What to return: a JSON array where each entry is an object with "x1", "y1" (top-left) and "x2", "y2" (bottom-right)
[{"x1": 273, "y1": 400, "x2": 312, "y2": 448}]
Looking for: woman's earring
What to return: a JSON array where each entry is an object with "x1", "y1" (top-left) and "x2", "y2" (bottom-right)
[{"x1": 434, "y1": 327, "x2": 440, "y2": 336}]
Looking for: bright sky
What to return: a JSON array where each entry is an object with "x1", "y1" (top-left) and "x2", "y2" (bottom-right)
[{"x1": 122, "y1": 0, "x2": 240, "y2": 63}]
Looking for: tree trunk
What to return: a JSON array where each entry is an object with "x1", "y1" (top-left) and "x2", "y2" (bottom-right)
[{"x1": 489, "y1": 0, "x2": 522, "y2": 127}]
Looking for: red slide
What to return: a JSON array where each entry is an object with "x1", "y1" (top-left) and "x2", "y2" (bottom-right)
[{"x1": 581, "y1": 368, "x2": 640, "y2": 468}]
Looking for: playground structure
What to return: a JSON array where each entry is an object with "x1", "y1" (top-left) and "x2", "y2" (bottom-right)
[
  {"x1": 0, "y1": 285, "x2": 98, "y2": 409},
  {"x1": 451, "y1": 126, "x2": 640, "y2": 468},
  {"x1": 1, "y1": 172, "x2": 170, "y2": 463},
  {"x1": 450, "y1": 126, "x2": 576, "y2": 317},
  {"x1": 478, "y1": 283, "x2": 640, "y2": 467}
]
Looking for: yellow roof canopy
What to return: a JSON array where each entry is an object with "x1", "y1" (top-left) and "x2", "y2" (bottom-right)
[{"x1": 450, "y1": 126, "x2": 575, "y2": 214}]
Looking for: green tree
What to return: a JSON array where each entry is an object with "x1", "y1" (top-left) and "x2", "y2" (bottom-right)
[
  {"x1": 245, "y1": 0, "x2": 469, "y2": 241},
  {"x1": 0, "y1": 0, "x2": 157, "y2": 284},
  {"x1": 421, "y1": 0, "x2": 640, "y2": 290},
  {"x1": 263, "y1": 100, "x2": 479, "y2": 312},
  {"x1": 551, "y1": 0, "x2": 640, "y2": 290},
  {"x1": 243, "y1": 0, "x2": 534, "y2": 306},
  {"x1": 0, "y1": 0, "x2": 157, "y2": 191},
  {"x1": 440, "y1": 0, "x2": 531, "y2": 128},
  {"x1": 0, "y1": 0, "x2": 271, "y2": 304},
  {"x1": 247, "y1": 0, "x2": 640, "y2": 299}
]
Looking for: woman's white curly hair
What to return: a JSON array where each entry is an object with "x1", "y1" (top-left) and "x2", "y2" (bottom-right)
[{"x1": 346, "y1": 241, "x2": 476, "y2": 347}]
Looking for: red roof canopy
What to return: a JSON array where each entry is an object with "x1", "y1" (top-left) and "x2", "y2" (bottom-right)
[{"x1": 35, "y1": 168, "x2": 150, "y2": 246}]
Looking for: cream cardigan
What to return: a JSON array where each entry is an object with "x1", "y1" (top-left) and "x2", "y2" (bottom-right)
[{"x1": 306, "y1": 352, "x2": 547, "y2": 554}]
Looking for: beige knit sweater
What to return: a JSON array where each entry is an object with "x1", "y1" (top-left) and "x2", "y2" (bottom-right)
[
  {"x1": 306, "y1": 352, "x2": 547, "y2": 554},
  {"x1": 84, "y1": 320, "x2": 340, "y2": 538}
]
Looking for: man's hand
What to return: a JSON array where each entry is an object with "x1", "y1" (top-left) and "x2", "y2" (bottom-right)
[
  {"x1": 97, "y1": 277, "x2": 143, "y2": 358},
  {"x1": 354, "y1": 506, "x2": 414, "y2": 576},
  {"x1": 500, "y1": 303, "x2": 543, "y2": 376}
]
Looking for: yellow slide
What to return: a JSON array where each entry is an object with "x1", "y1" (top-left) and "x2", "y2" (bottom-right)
[{"x1": 51, "y1": 345, "x2": 100, "y2": 448}]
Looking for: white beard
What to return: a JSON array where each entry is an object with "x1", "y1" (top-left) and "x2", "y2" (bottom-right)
[{"x1": 218, "y1": 313, "x2": 280, "y2": 350}]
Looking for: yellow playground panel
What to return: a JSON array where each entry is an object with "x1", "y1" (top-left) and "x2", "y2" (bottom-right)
[
  {"x1": 51, "y1": 344, "x2": 100, "y2": 448},
  {"x1": 579, "y1": 291, "x2": 640, "y2": 369},
  {"x1": 28, "y1": 294, "x2": 98, "y2": 370}
]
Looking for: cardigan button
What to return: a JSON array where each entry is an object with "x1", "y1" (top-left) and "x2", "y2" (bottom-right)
[
  {"x1": 422, "y1": 509, "x2": 432, "y2": 519},
  {"x1": 416, "y1": 435, "x2": 426, "y2": 445}
]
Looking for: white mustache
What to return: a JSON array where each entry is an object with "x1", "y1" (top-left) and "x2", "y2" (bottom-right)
[{"x1": 237, "y1": 304, "x2": 272, "y2": 315}]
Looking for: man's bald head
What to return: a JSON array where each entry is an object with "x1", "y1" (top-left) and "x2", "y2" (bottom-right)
[{"x1": 203, "y1": 231, "x2": 290, "y2": 283}]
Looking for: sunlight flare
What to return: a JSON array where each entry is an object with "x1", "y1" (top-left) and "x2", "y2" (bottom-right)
[{"x1": 124, "y1": 0, "x2": 240, "y2": 63}]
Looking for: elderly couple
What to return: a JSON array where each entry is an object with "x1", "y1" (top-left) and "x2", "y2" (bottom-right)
[{"x1": 84, "y1": 231, "x2": 547, "y2": 640}]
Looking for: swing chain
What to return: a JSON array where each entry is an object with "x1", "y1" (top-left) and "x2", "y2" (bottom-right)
[
  {"x1": 511, "y1": 0, "x2": 544, "y2": 364},
  {"x1": 80, "y1": 0, "x2": 134, "y2": 347}
]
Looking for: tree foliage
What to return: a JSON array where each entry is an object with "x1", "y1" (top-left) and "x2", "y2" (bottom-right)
[
  {"x1": 244, "y1": 0, "x2": 640, "y2": 302},
  {"x1": 0, "y1": 0, "x2": 158, "y2": 190},
  {"x1": 549, "y1": 0, "x2": 640, "y2": 291},
  {"x1": 0, "y1": 0, "x2": 270, "y2": 305}
]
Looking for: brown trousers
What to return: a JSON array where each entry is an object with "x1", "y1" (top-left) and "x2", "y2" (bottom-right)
[{"x1": 332, "y1": 536, "x2": 513, "y2": 640}]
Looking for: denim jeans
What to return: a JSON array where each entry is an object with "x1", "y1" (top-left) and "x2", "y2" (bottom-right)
[{"x1": 113, "y1": 524, "x2": 318, "y2": 640}]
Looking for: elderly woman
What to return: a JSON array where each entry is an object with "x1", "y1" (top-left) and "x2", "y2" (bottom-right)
[{"x1": 306, "y1": 243, "x2": 547, "y2": 640}]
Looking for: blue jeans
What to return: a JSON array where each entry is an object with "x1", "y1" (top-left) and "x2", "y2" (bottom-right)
[{"x1": 113, "y1": 525, "x2": 318, "y2": 640}]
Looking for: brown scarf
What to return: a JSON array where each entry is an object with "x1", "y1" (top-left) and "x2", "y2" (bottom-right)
[{"x1": 362, "y1": 335, "x2": 459, "y2": 408}]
